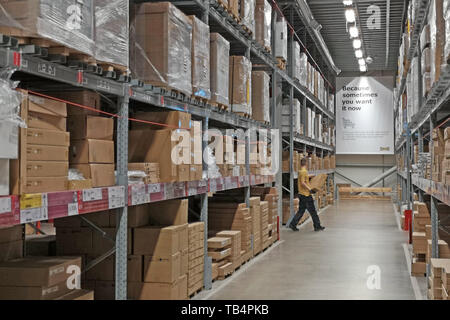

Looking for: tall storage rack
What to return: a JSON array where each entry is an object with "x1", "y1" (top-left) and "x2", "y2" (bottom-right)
[
  {"x1": 395, "y1": 0, "x2": 450, "y2": 275},
  {"x1": 0, "y1": 0, "x2": 336, "y2": 299}
]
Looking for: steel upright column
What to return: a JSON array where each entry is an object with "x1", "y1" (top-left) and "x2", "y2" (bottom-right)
[
  {"x1": 418, "y1": 127, "x2": 424, "y2": 202},
  {"x1": 406, "y1": 131, "x2": 411, "y2": 210},
  {"x1": 429, "y1": 115, "x2": 439, "y2": 259},
  {"x1": 115, "y1": 94, "x2": 129, "y2": 300},
  {"x1": 287, "y1": 28, "x2": 295, "y2": 226},
  {"x1": 201, "y1": 117, "x2": 212, "y2": 290},
  {"x1": 244, "y1": 45, "x2": 251, "y2": 207}
]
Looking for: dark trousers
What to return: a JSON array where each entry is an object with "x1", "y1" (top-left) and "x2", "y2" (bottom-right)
[{"x1": 290, "y1": 194, "x2": 321, "y2": 229}]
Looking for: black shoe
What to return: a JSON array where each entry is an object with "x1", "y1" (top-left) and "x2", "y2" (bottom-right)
[
  {"x1": 314, "y1": 226, "x2": 325, "y2": 232},
  {"x1": 289, "y1": 224, "x2": 299, "y2": 232}
]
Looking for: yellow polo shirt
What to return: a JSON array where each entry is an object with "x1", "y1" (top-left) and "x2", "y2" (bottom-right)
[{"x1": 298, "y1": 167, "x2": 310, "y2": 197}]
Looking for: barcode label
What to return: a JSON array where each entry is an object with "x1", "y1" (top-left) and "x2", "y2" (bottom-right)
[
  {"x1": 82, "y1": 189, "x2": 103, "y2": 202},
  {"x1": 20, "y1": 206, "x2": 48, "y2": 224},
  {"x1": 0, "y1": 197, "x2": 12, "y2": 214},
  {"x1": 68, "y1": 203, "x2": 79, "y2": 216},
  {"x1": 148, "y1": 184, "x2": 161, "y2": 194},
  {"x1": 108, "y1": 187, "x2": 125, "y2": 209},
  {"x1": 131, "y1": 184, "x2": 149, "y2": 206}
]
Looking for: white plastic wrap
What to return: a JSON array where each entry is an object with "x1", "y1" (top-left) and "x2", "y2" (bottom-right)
[
  {"x1": 0, "y1": 75, "x2": 25, "y2": 159},
  {"x1": 130, "y1": 2, "x2": 192, "y2": 95},
  {"x1": 293, "y1": 41, "x2": 301, "y2": 82},
  {"x1": 190, "y1": 15, "x2": 211, "y2": 99},
  {"x1": 128, "y1": 170, "x2": 147, "y2": 184},
  {"x1": 421, "y1": 47, "x2": 431, "y2": 73},
  {"x1": 204, "y1": 146, "x2": 221, "y2": 179},
  {"x1": 411, "y1": 56, "x2": 420, "y2": 117},
  {"x1": 255, "y1": 0, "x2": 271, "y2": 50},
  {"x1": 241, "y1": 0, "x2": 255, "y2": 38},
  {"x1": 68, "y1": 168, "x2": 85, "y2": 181},
  {"x1": 429, "y1": 0, "x2": 445, "y2": 87},
  {"x1": 274, "y1": 17, "x2": 288, "y2": 61},
  {"x1": 0, "y1": 0, "x2": 95, "y2": 57},
  {"x1": 281, "y1": 100, "x2": 300, "y2": 134},
  {"x1": 251, "y1": 71, "x2": 270, "y2": 123},
  {"x1": 230, "y1": 56, "x2": 252, "y2": 115},
  {"x1": 445, "y1": 17, "x2": 450, "y2": 62},
  {"x1": 210, "y1": 33, "x2": 230, "y2": 106},
  {"x1": 420, "y1": 24, "x2": 431, "y2": 52},
  {"x1": 94, "y1": 0, "x2": 129, "y2": 67},
  {"x1": 299, "y1": 53, "x2": 308, "y2": 87}
]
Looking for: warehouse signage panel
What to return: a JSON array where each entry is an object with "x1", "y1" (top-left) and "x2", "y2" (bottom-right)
[{"x1": 336, "y1": 76, "x2": 394, "y2": 155}]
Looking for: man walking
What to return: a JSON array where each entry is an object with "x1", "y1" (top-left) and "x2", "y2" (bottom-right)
[{"x1": 289, "y1": 158, "x2": 325, "y2": 232}]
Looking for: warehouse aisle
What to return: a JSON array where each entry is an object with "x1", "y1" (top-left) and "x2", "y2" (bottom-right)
[{"x1": 197, "y1": 200, "x2": 417, "y2": 300}]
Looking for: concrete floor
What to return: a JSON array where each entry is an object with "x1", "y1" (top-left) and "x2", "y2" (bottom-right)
[{"x1": 196, "y1": 200, "x2": 422, "y2": 300}]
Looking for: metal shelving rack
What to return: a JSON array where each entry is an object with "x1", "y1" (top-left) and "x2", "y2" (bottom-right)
[
  {"x1": 0, "y1": 0, "x2": 336, "y2": 299},
  {"x1": 394, "y1": 0, "x2": 450, "y2": 280}
]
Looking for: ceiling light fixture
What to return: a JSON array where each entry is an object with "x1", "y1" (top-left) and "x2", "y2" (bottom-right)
[
  {"x1": 345, "y1": 9, "x2": 356, "y2": 23},
  {"x1": 353, "y1": 39, "x2": 362, "y2": 49},
  {"x1": 360, "y1": 65, "x2": 367, "y2": 72},
  {"x1": 349, "y1": 26, "x2": 359, "y2": 38},
  {"x1": 343, "y1": 0, "x2": 353, "y2": 5},
  {"x1": 358, "y1": 58, "x2": 366, "y2": 66},
  {"x1": 355, "y1": 49, "x2": 363, "y2": 58}
]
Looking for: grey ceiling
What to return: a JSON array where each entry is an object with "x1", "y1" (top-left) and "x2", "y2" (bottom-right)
[{"x1": 307, "y1": 0, "x2": 406, "y2": 73}]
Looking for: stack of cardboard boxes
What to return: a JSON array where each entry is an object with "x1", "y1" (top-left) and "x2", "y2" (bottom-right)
[
  {"x1": 208, "y1": 236, "x2": 234, "y2": 280},
  {"x1": 11, "y1": 92, "x2": 69, "y2": 194},
  {"x1": 68, "y1": 113, "x2": 115, "y2": 188},
  {"x1": 431, "y1": 128, "x2": 445, "y2": 182},
  {"x1": 411, "y1": 201, "x2": 431, "y2": 276},
  {"x1": 251, "y1": 187, "x2": 279, "y2": 244},
  {"x1": 443, "y1": 128, "x2": 450, "y2": 185},
  {"x1": 128, "y1": 163, "x2": 160, "y2": 184},
  {"x1": 0, "y1": 256, "x2": 93, "y2": 300},
  {"x1": 216, "y1": 231, "x2": 242, "y2": 271},
  {"x1": 208, "y1": 201, "x2": 252, "y2": 254},
  {"x1": 251, "y1": 71, "x2": 270, "y2": 124},
  {"x1": 255, "y1": 0, "x2": 271, "y2": 52},
  {"x1": 260, "y1": 201, "x2": 270, "y2": 249},
  {"x1": 428, "y1": 258, "x2": 450, "y2": 300},
  {"x1": 282, "y1": 198, "x2": 300, "y2": 225},
  {"x1": 0, "y1": 225, "x2": 23, "y2": 262},
  {"x1": 188, "y1": 222, "x2": 205, "y2": 296}
]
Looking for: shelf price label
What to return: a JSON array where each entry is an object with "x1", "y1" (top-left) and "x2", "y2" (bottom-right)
[
  {"x1": 82, "y1": 188, "x2": 103, "y2": 202},
  {"x1": 0, "y1": 197, "x2": 12, "y2": 214},
  {"x1": 224, "y1": 177, "x2": 232, "y2": 189},
  {"x1": 68, "y1": 203, "x2": 79, "y2": 216},
  {"x1": 164, "y1": 183, "x2": 174, "y2": 200},
  {"x1": 20, "y1": 194, "x2": 48, "y2": 224},
  {"x1": 108, "y1": 186, "x2": 125, "y2": 209},
  {"x1": 209, "y1": 179, "x2": 217, "y2": 193},
  {"x1": 131, "y1": 184, "x2": 149, "y2": 206},
  {"x1": 148, "y1": 183, "x2": 161, "y2": 194}
]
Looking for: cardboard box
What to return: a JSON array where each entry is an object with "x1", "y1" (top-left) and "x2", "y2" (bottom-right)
[
  {"x1": 129, "y1": 129, "x2": 190, "y2": 183},
  {"x1": 54, "y1": 289, "x2": 94, "y2": 300},
  {"x1": 67, "y1": 179, "x2": 92, "y2": 190},
  {"x1": 0, "y1": 240, "x2": 23, "y2": 262},
  {"x1": 25, "y1": 235, "x2": 56, "y2": 257},
  {"x1": 133, "y1": 226, "x2": 179, "y2": 258},
  {"x1": 70, "y1": 139, "x2": 114, "y2": 164},
  {"x1": 55, "y1": 228, "x2": 93, "y2": 255},
  {"x1": 0, "y1": 280, "x2": 73, "y2": 300},
  {"x1": 25, "y1": 128, "x2": 70, "y2": 146},
  {"x1": 25, "y1": 161, "x2": 68, "y2": 178},
  {"x1": 181, "y1": 249, "x2": 188, "y2": 275},
  {"x1": 131, "y1": 111, "x2": 191, "y2": 131},
  {"x1": 147, "y1": 199, "x2": 188, "y2": 226},
  {"x1": 143, "y1": 252, "x2": 181, "y2": 283},
  {"x1": 71, "y1": 164, "x2": 115, "y2": 188},
  {"x1": 25, "y1": 144, "x2": 69, "y2": 162},
  {"x1": 130, "y1": 2, "x2": 192, "y2": 95},
  {"x1": 47, "y1": 90, "x2": 101, "y2": 116},
  {"x1": 251, "y1": 71, "x2": 270, "y2": 123},
  {"x1": 0, "y1": 256, "x2": 82, "y2": 287},
  {"x1": 21, "y1": 177, "x2": 68, "y2": 194},
  {"x1": 68, "y1": 116, "x2": 114, "y2": 140},
  {"x1": 135, "y1": 275, "x2": 186, "y2": 300}
]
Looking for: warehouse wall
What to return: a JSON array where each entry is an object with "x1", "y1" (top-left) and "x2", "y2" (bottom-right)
[{"x1": 335, "y1": 155, "x2": 396, "y2": 188}]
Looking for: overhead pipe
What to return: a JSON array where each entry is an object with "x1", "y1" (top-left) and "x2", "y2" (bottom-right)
[{"x1": 295, "y1": 0, "x2": 341, "y2": 75}]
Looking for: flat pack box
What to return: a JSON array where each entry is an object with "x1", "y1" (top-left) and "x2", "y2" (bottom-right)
[
  {"x1": 210, "y1": 33, "x2": 230, "y2": 107},
  {"x1": 0, "y1": 240, "x2": 23, "y2": 262},
  {"x1": 0, "y1": 256, "x2": 81, "y2": 288},
  {"x1": 229, "y1": 56, "x2": 252, "y2": 114},
  {"x1": 67, "y1": 116, "x2": 114, "y2": 140},
  {"x1": 133, "y1": 226, "x2": 179, "y2": 258},
  {"x1": 147, "y1": 199, "x2": 188, "y2": 226},
  {"x1": 71, "y1": 164, "x2": 115, "y2": 188},
  {"x1": 55, "y1": 289, "x2": 94, "y2": 300},
  {"x1": 26, "y1": 94, "x2": 67, "y2": 132},
  {"x1": 85, "y1": 255, "x2": 142, "y2": 282},
  {"x1": 189, "y1": 15, "x2": 210, "y2": 99},
  {"x1": 143, "y1": 252, "x2": 181, "y2": 283},
  {"x1": 130, "y1": 2, "x2": 192, "y2": 95},
  {"x1": 70, "y1": 139, "x2": 114, "y2": 164}
]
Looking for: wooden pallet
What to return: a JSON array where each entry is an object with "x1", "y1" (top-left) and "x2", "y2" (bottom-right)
[
  {"x1": 264, "y1": 46, "x2": 272, "y2": 54},
  {"x1": 241, "y1": 24, "x2": 253, "y2": 36},
  {"x1": 276, "y1": 57, "x2": 286, "y2": 70},
  {"x1": 217, "y1": 0, "x2": 228, "y2": 10},
  {"x1": 236, "y1": 112, "x2": 251, "y2": 118},
  {"x1": 210, "y1": 102, "x2": 229, "y2": 112},
  {"x1": 188, "y1": 281, "x2": 204, "y2": 298},
  {"x1": 217, "y1": 262, "x2": 235, "y2": 280}
]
